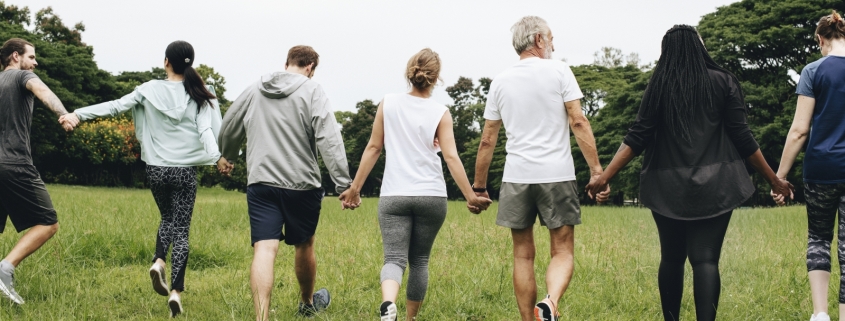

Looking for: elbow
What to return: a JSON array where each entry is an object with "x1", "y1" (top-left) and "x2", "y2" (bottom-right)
[
  {"x1": 366, "y1": 144, "x2": 383, "y2": 155},
  {"x1": 789, "y1": 128, "x2": 809, "y2": 141},
  {"x1": 479, "y1": 137, "x2": 495, "y2": 150},
  {"x1": 570, "y1": 118, "x2": 589, "y2": 131}
]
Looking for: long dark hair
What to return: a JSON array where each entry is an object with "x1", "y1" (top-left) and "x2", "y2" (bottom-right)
[
  {"x1": 165, "y1": 41, "x2": 215, "y2": 109},
  {"x1": 640, "y1": 25, "x2": 741, "y2": 142}
]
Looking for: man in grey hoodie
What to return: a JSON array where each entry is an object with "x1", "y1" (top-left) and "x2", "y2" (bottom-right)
[{"x1": 218, "y1": 45, "x2": 351, "y2": 320}]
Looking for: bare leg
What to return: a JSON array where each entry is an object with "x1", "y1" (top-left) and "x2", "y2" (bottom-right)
[
  {"x1": 381, "y1": 280, "x2": 400, "y2": 303},
  {"x1": 810, "y1": 270, "x2": 830, "y2": 315},
  {"x1": 544, "y1": 225, "x2": 575, "y2": 314},
  {"x1": 512, "y1": 227, "x2": 537, "y2": 321},
  {"x1": 407, "y1": 300, "x2": 422, "y2": 320},
  {"x1": 251, "y1": 240, "x2": 279, "y2": 321},
  {"x1": 294, "y1": 236, "x2": 316, "y2": 304},
  {"x1": 4, "y1": 223, "x2": 59, "y2": 266}
]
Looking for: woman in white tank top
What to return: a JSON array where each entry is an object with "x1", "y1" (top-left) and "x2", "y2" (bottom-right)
[{"x1": 339, "y1": 49, "x2": 491, "y2": 321}]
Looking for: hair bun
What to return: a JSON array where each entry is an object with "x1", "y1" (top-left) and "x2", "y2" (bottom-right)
[
  {"x1": 405, "y1": 48, "x2": 441, "y2": 91},
  {"x1": 833, "y1": 10, "x2": 843, "y2": 23}
]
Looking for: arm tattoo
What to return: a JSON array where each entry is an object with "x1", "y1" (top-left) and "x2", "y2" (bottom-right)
[
  {"x1": 43, "y1": 93, "x2": 68, "y2": 116},
  {"x1": 28, "y1": 79, "x2": 69, "y2": 116}
]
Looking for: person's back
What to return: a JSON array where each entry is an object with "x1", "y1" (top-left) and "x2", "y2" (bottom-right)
[
  {"x1": 380, "y1": 93, "x2": 448, "y2": 196},
  {"x1": 799, "y1": 55, "x2": 845, "y2": 183},
  {"x1": 486, "y1": 57, "x2": 581, "y2": 183},
  {"x1": 235, "y1": 71, "x2": 347, "y2": 190}
]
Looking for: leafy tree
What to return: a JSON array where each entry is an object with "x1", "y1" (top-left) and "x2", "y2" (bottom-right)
[
  {"x1": 338, "y1": 99, "x2": 383, "y2": 196},
  {"x1": 698, "y1": 0, "x2": 845, "y2": 204}
]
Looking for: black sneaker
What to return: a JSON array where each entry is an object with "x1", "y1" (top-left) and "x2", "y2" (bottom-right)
[
  {"x1": 380, "y1": 301, "x2": 397, "y2": 321},
  {"x1": 533, "y1": 295, "x2": 557, "y2": 321},
  {"x1": 297, "y1": 302, "x2": 316, "y2": 317}
]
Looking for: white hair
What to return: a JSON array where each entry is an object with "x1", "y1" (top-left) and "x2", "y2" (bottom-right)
[{"x1": 511, "y1": 16, "x2": 550, "y2": 54}]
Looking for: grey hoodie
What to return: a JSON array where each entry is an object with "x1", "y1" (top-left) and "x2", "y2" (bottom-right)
[{"x1": 219, "y1": 72, "x2": 351, "y2": 193}]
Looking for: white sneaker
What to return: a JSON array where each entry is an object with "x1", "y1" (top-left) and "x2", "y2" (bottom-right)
[
  {"x1": 811, "y1": 312, "x2": 831, "y2": 321},
  {"x1": 168, "y1": 293, "x2": 183, "y2": 317},
  {"x1": 379, "y1": 301, "x2": 397, "y2": 321},
  {"x1": 149, "y1": 263, "x2": 168, "y2": 296}
]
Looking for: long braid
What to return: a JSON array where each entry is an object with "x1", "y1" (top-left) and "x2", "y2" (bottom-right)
[{"x1": 640, "y1": 25, "x2": 719, "y2": 142}]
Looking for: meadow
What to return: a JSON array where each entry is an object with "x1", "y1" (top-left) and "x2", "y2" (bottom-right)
[{"x1": 0, "y1": 185, "x2": 823, "y2": 320}]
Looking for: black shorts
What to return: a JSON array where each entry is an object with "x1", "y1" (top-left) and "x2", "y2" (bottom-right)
[
  {"x1": 0, "y1": 164, "x2": 58, "y2": 233},
  {"x1": 247, "y1": 184, "x2": 323, "y2": 246}
]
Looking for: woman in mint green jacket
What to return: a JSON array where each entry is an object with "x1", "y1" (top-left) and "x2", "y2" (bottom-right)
[{"x1": 62, "y1": 41, "x2": 226, "y2": 318}]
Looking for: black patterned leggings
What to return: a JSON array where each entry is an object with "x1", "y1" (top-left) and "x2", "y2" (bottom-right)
[
  {"x1": 805, "y1": 182, "x2": 845, "y2": 303},
  {"x1": 147, "y1": 165, "x2": 197, "y2": 292}
]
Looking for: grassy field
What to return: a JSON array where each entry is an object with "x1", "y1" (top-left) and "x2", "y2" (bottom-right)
[{"x1": 0, "y1": 185, "x2": 825, "y2": 320}]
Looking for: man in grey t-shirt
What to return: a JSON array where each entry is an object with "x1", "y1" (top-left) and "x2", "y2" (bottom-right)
[{"x1": 0, "y1": 38, "x2": 76, "y2": 304}]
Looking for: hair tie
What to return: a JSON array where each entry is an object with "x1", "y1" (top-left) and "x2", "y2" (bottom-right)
[{"x1": 184, "y1": 58, "x2": 191, "y2": 63}]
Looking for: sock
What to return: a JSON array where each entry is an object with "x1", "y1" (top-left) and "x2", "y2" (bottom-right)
[{"x1": 0, "y1": 260, "x2": 14, "y2": 274}]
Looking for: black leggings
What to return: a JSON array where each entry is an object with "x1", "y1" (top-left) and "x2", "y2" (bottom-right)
[
  {"x1": 652, "y1": 211, "x2": 732, "y2": 321},
  {"x1": 147, "y1": 165, "x2": 197, "y2": 292}
]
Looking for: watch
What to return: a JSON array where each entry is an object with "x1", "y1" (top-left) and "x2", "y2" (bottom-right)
[{"x1": 472, "y1": 185, "x2": 487, "y2": 193}]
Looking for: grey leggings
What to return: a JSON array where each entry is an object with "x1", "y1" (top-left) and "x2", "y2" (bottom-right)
[{"x1": 378, "y1": 196, "x2": 447, "y2": 302}]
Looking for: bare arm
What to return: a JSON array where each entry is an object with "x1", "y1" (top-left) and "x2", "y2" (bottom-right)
[
  {"x1": 437, "y1": 111, "x2": 492, "y2": 211},
  {"x1": 473, "y1": 119, "x2": 502, "y2": 189},
  {"x1": 26, "y1": 78, "x2": 69, "y2": 117},
  {"x1": 338, "y1": 101, "x2": 386, "y2": 209},
  {"x1": 776, "y1": 95, "x2": 814, "y2": 178},
  {"x1": 565, "y1": 99, "x2": 603, "y2": 176}
]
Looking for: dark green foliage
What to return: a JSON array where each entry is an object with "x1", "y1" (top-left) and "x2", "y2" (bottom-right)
[{"x1": 698, "y1": 0, "x2": 845, "y2": 204}]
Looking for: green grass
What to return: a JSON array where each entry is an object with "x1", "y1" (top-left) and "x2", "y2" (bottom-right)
[{"x1": 0, "y1": 185, "x2": 825, "y2": 320}]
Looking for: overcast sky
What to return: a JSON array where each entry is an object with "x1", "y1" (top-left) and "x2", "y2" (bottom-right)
[{"x1": 23, "y1": 0, "x2": 737, "y2": 111}]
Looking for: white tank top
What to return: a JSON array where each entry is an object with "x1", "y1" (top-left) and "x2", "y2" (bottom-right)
[{"x1": 379, "y1": 93, "x2": 449, "y2": 197}]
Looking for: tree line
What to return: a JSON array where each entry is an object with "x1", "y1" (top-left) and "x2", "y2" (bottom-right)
[{"x1": 4, "y1": 0, "x2": 844, "y2": 205}]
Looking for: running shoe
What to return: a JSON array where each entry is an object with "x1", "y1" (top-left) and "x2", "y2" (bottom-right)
[
  {"x1": 380, "y1": 301, "x2": 397, "y2": 321},
  {"x1": 297, "y1": 288, "x2": 331, "y2": 317},
  {"x1": 149, "y1": 263, "x2": 169, "y2": 296},
  {"x1": 534, "y1": 295, "x2": 558, "y2": 321},
  {"x1": 0, "y1": 267, "x2": 23, "y2": 304},
  {"x1": 168, "y1": 292, "x2": 183, "y2": 317},
  {"x1": 811, "y1": 312, "x2": 831, "y2": 321}
]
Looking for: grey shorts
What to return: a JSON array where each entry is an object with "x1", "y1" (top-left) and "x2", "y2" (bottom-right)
[{"x1": 496, "y1": 181, "x2": 581, "y2": 229}]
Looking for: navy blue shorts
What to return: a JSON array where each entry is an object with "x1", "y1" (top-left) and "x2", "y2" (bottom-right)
[{"x1": 247, "y1": 184, "x2": 324, "y2": 246}]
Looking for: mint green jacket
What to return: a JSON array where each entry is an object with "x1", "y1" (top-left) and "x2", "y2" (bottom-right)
[{"x1": 74, "y1": 80, "x2": 222, "y2": 166}]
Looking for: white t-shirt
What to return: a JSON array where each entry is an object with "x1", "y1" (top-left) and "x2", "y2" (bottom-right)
[
  {"x1": 380, "y1": 93, "x2": 449, "y2": 197},
  {"x1": 484, "y1": 58, "x2": 584, "y2": 184}
]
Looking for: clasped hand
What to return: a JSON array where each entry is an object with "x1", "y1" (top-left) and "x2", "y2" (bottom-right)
[
  {"x1": 584, "y1": 174, "x2": 612, "y2": 203},
  {"x1": 57, "y1": 113, "x2": 80, "y2": 132},
  {"x1": 770, "y1": 177, "x2": 795, "y2": 206},
  {"x1": 217, "y1": 157, "x2": 234, "y2": 177}
]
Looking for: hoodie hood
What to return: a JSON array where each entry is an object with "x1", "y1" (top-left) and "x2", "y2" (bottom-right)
[
  {"x1": 259, "y1": 71, "x2": 309, "y2": 99},
  {"x1": 136, "y1": 80, "x2": 193, "y2": 122}
]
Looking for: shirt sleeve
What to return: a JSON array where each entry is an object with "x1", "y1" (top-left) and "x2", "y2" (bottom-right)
[
  {"x1": 19, "y1": 71, "x2": 39, "y2": 90},
  {"x1": 483, "y1": 81, "x2": 502, "y2": 120},
  {"x1": 196, "y1": 104, "x2": 222, "y2": 162},
  {"x1": 74, "y1": 89, "x2": 142, "y2": 121},
  {"x1": 560, "y1": 63, "x2": 585, "y2": 102},
  {"x1": 622, "y1": 85, "x2": 658, "y2": 155},
  {"x1": 311, "y1": 86, "x2": 352, "y2": 193},
  {"x1": 218, "y1": 86, "x2": 253, "y2": 161},
  {"x1": 723, "y1": 77, "x2": 760, "y2": 158},
  {"x1": 796, "y1": 63, "x2": 816, "y2": 98}
]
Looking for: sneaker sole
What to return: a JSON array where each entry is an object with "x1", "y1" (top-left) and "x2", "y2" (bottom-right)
[
  {"x1": 0, "y1": 281, "x2": 22, "y2": 304},
  {"x1": 533, "y1": 306, "x2": 556, "y2": 321},
  {"x1": 169, "y1": 299, "x2": 182, "y2": 317},
  {"x1": 149, "y1": 267, "x2": 169, "y2": 296}
]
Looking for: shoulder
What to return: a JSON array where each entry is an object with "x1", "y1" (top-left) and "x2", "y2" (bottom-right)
[{"x1": 801, "y1": 57, "x2": 828, "y2": 75}]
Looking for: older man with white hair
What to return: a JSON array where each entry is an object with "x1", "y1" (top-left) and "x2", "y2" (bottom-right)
[{"x1": 473, "y1": 16, "x2": 608, "y2": 321}]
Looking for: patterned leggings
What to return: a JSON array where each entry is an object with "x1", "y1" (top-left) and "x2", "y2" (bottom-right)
[
  {"x1": 805, "y1": 182, "x2": 845, "y2": 303},
  {"x1": 147, "y1": 165, "x2": 197, "y2": 292}
]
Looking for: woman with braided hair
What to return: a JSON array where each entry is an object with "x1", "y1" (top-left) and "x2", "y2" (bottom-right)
[
  {"x1": 585, "y1": 25, "x2": 792, "y2": 320},
  {"x1": 60, "y1": 40, "x2": 228, "y2": 317},
  {"x1": 772, "y1": 10, "x2": 845, "y2": 321}
]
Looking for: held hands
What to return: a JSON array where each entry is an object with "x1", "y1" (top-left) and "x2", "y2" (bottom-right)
[
  {"x1": 58, "y1": 113, "x2": 80, "y2": 132},
  {"x1": 467, "y1": 191, "x2": 492, "y2": 214},
  {"x1": 585, "y1": 174, "x2": 612, "y2": 204},
  {"x1": 770, "y1": 177, "x2": 794, "y2": 206},
  {"x1": 338, "y1": 188, "x2": 361, "y2": 210},
  {"x1": 216, "y1": 157, "x2": 234, "y2": 177}
]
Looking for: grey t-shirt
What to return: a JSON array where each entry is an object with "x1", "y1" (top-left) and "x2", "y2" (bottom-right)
[{"x1": 0, "y1": 69, "x2": 39, "y2": 165}]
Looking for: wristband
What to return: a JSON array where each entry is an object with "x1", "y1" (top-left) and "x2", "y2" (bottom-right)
[{"x1": 472, "y1": 185, "x2": 487, "y2": 193}]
